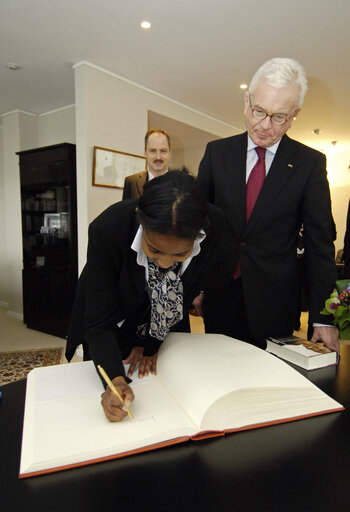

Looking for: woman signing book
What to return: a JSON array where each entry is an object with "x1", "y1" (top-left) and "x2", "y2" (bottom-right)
[{"x1": 66, "y1": 169, "x2": 224, "y2": 421}]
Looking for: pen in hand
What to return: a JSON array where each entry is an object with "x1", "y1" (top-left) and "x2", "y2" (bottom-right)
[{"x1": 97, "y1": 365, "x2": 134, "y2": 419}]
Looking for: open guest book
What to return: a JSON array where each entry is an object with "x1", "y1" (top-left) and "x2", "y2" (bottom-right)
[{"x1": 19, "y1": 333, "x2": 344, "y2": 478}]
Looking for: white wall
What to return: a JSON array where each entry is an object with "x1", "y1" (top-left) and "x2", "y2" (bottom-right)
[
  {"x1": 38, "y1": 106, "x2": 76, "y2": 146},
  {"x1": 1, "y1": 111, "x2": 38, "y2": 317},
  {"x1": 0, "y1": 126, "x2": 7, "y2": 306},
  {"x1": 0, "y1": 107, "x2": 76, "y2": 317},
  {"x1": 173, "y1": 143, "x2": 215, "y2": 176},
  {"x1": 147, "y1": 111, "x2": 221, "y2": 175},
  {"x1": 74, "y1": 62, "x2": 236, "y2": 273}
]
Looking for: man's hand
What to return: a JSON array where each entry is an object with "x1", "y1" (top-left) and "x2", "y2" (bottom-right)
[
  {"x1": 191, "y1": 292, "x2": 205, "y2": 316},
  {"x1": 311, "y1": 325, "x2": 340, "y2": 354},
  {"x1": 124, "y1": 346, "x2": 159, "y2": 378},
  {"x1": 101, "y1": 376, "x2": 135, "y2": 422}
]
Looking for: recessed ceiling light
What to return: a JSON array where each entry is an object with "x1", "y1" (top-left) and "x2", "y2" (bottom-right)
[
  {"x1": 6, "y1": 62, "x2": 21, "y2": 71},
  {"x1": 240, "y1": 84, "x2": 248, "y2": 89},
  {"x1": 141, "y1": 20, "x2": 151, "y2": 29}
]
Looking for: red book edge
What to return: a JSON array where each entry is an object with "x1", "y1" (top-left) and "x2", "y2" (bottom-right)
[{"x1": 18, "y1": 405, "x2": 344, "y2": 479}]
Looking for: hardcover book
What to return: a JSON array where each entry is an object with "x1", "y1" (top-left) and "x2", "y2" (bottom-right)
[
  {"x1": 266, "y1": 335, "x2": 338, "y2": 370},
  {"x1": 19, "y1": 333, "x2": 343, "y2": 478}
]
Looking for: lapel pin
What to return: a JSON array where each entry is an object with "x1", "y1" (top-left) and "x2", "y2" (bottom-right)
[{"x1": 288, "y1": 164, "x2": 293, "y2": 168}]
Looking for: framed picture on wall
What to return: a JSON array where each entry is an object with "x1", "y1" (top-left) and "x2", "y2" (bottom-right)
[{"x1": 92, "y1": 146, "x2": 146, "y2": 189}]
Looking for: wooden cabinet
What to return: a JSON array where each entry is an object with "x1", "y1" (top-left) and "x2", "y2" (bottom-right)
[{"x1": 17, "y1": 143, "x2": 78, "y2": 338}]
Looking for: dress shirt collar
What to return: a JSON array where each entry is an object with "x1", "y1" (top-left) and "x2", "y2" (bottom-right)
[
  {"x1": 247, "y1": 134, "x2": 281, "y2": 156},
  {"x1": 147, "y1": 169, "x2": 169, "y2": 181},
  {"x1": 246, "y1": 135, "x2": 282, "y2": 179}
]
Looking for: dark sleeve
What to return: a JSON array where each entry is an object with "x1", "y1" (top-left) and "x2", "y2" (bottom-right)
[
  {"x1": 83, "y1": 218, "x2": 132, "y2": 380},
  {"x1": 331, "y1": 215, "x2": 337, "y2": 241},
  {"x1": 142, "y1": 335, "x2": 163, "y2": 357},
  {"x1": 302, "y1": 151, "x2": 337, "y2": 325},
  {"x1": 196, "y1": 142, "x2": 215, "y2": 203}
]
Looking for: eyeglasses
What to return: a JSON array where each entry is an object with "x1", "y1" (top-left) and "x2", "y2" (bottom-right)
[{"x1": 249, "y1": 97, "x2": 295, "y2": 126}]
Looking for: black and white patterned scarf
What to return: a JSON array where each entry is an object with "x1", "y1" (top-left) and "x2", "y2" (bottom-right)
[{"x1": 137, "y1": 258, "x2": 183, "y2": 341}]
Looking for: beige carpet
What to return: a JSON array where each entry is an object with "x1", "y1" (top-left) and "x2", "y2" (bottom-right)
[{"x1": 0, "y1": 347, "x2": 63, "y2": 385}]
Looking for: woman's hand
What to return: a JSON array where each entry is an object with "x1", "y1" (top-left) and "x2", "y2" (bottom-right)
[
  {"x1": 124, "y1": 346, "x2": 159, "y2": 378},
  {"x1": 101, "y1": 376, "x2": 135, "y2": 422}
]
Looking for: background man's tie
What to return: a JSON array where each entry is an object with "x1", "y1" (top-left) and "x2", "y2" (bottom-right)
[
  {"x1": 246, "y1": 147, "x2": 266, "y2": 221},
  {"x1": 233, "y1": 147, "x2": 266, "y2": 279}
]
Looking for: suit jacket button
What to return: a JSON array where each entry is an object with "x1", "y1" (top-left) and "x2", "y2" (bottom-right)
[{"x1": 240, "y1": 242, "x2": 246, "y2": 247}]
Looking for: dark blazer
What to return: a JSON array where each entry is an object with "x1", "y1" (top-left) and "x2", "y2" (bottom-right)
[
  {"x1": 66, "y1": 199, "x2": 224, "y2": 379},
  {"x1": 122, "y1": 170, "x2": 148, "y2": 199},
  {"x1": 197, "y1": 132, "x2": 336, "y2": 343}
]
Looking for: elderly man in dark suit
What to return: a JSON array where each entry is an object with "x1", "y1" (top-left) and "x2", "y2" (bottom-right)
[
  {"x1": 122, "y1": 129, "x2": 171, "y2": 199},
  {"x1": 197, "y1": 57, "x2": 339, "y2": 353}
]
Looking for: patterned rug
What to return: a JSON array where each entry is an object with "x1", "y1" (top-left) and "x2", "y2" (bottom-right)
[{"x1": 0, "y1": 347, "x2": 63, "y2": 385}]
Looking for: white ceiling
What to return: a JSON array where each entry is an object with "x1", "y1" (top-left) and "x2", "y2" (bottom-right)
[{"x1": 1, "y1": 0, "x2": 350, "y2": 153}]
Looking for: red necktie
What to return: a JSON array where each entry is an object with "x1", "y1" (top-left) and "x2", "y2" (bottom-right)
[
  {"x1": 246, "y1": 147, "x2": 266, "y2": 222},
  {"x1": 233, "y1": 147, "x2": 266, "y2": 279}
]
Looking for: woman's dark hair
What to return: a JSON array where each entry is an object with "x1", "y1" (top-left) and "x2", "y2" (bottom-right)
[{"x1": 137, "y1": 168, "x2": 209, "y2": 239}]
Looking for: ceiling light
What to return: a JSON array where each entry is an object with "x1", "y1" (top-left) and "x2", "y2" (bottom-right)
[
  {"x1": 6, "y1": 62, "x2": 21, "y2": 71},
  {"x1": 141, "y1": 21, "x2": 151, "y2": 29},
  {"x1": 240, "y1": 84, "x2": 248, "y2": 89}
]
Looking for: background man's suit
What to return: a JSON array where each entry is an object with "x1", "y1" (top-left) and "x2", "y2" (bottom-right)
[
  {"x1": 197, "y1": 132, "x2": 336, "y2": 346},
  {"x1": 122, "y1": 170, "x2": 148, "y2": 199}
]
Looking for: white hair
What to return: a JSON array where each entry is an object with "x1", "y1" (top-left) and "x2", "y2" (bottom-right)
[{"x1": 249, "y1": 58, "x2": 308, "y2": 109}]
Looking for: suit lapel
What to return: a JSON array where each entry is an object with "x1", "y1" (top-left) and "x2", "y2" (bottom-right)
[
  {"x1": 123, "y1": 214, "x2": 146, "y2": 308},
  {"x1": 223, "y1": 133, "x2": 248, "y2": 236},
  {"x1": 245, "y1": 135, "x2": 299, "y2": 233},
  {"x1": 136, "y1": 170, "x2": 148, "y2": 196}
]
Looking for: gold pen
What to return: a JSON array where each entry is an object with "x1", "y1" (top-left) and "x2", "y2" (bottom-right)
[{"x1": 97, "y1": 365, "x2": 134, "y2": 419}]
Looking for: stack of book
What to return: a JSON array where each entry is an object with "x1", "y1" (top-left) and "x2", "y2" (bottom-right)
[{"x1": 266, "y1": 335, "x2": 338, "y2": 370}]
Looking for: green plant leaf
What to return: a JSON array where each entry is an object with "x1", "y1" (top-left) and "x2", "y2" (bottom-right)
[
  {"x1": 330, "y1": 289, "x2": 339, "y2": 298},
  {"x1": 340, "y1": 325, "x2": 350, "y2": 341},
  {"x1": 335, "y1": 280, "x2": 350, "y2": 294}
]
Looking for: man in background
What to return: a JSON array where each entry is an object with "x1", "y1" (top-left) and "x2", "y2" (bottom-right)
[
  {"x1": 122, "y1": 129, "x2": 171, "y2": 199},
  {"x1": 197, "y1": 57, "x2": 339, "y2": 353}
]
